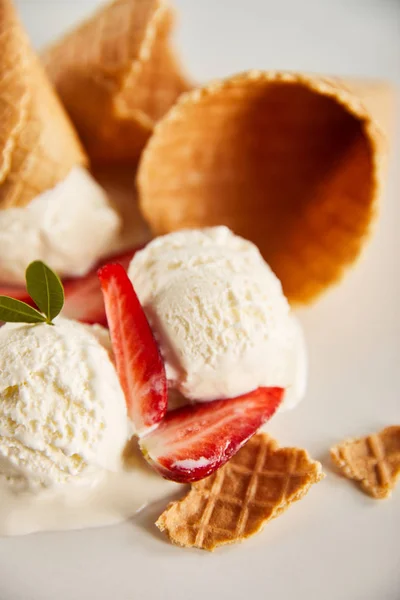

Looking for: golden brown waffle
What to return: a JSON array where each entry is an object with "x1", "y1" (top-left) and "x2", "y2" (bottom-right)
[
  {"x1": 156, "y1": 433, "x2": 324, "y2": 551},
  {"x1": 0, "y1": 0, "x2": 86, "y2": 209},
  {"x1": 43, "y1": 0, "x2": 191, "y2": 165},
  {"x1": 137, "y1": 70, "x2": 394, "y2": 304},
  {"x1": 331, "y1": 426, "x2": 400, "y2": 499}
]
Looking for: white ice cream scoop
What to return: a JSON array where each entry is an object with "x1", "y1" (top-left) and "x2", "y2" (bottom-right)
[
  {"x1": 128, "y1": 227, "x2": 307, "y2": 409},
  {"x1": 0, "y1": 167, "x2": 121, "y2": 285},
  {"x1": 0, "y1": 318, "x2": 129, "y2": 491}
]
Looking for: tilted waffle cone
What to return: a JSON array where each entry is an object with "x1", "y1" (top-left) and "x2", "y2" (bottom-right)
[
  {"x1": 137, "y1": 71, "x2": 395, "y2": 304},
  {"x1": 0, "y1": 0, "x2": 87, "y2": 209},
  {"x1": 42, "y1": 0, "x2": 191, "y2": 165},
  {"x1": 331, "y1": 426, "x2": 400, "y2": 499},
  {"x1": 156, "y1": 434, "x2": 324, "y2": 551}
]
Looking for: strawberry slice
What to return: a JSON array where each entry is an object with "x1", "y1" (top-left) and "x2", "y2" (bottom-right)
[
  {"x1": 0, "y1": 284, "x2": 35, "y2": 326},
  {"x1": 98, "y1": 262, "x2": 167, "y2": 434},
  {"x1": 62, "y1": 249, "x2": 137, "y2": 325},
  {"x1": 0, "y1": 250, "x2": 139, "y2": 326},
  {"x1": 0, "y1": 284, "x2": 33, "y2": 305},
  {"x1": 140, "y1": 387, "x2": 283, "y2": 483},
  {"x1": 62, "y1": 272, "x2": 109, "y2": 326}
]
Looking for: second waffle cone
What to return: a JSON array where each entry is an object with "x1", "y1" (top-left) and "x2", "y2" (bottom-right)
[
  {"x1": 42, "y1": 0, "x2": 191, "y2": 165},
  {"x1": 138, "y1": 71, "x2": 394, "y2": 304}
]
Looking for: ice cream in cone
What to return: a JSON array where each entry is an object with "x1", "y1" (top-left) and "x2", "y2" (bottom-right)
[
  {"x1": 0, "y1": 0, "x2": 122, "y2": 284},
  {"x1": 42, "y1": 0, "x2": 191, "y2": 165},
  {"x1": 137, "y1": 71, "x2": 395, "y2": 304}
]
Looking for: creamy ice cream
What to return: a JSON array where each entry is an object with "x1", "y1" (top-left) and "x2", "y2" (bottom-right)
[
  {"x1": 128, "y1": 227, "x2": 307, "y2": 409},
  {"x1": 0, "y1": 317, "x2": 179, "y2": 535},
  {"x1": 0, "y1": 317, "x2": 128, "y2": 491},
  {"x1": 0, "y1": 167, "x2": 121, "y2": 285}
]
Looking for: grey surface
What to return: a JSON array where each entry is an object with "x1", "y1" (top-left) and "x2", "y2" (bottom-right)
[
  {"x1": 2, "y1": 1, "x2": 400, "y2": 599},
  {"x1": 16, "y1": 0, "x2": 400, "y2": 82}
]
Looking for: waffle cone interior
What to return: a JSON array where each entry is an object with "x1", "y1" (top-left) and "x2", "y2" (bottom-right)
[
  {"x1": 138, "y1": 71, "x2": 392, "y2": 303},
  {"x1": 43, "y1": 0, "x2": 191, "y2": 165},
  {"x1": 0, "y1": 0, "x2": 86, "y2": 209}
]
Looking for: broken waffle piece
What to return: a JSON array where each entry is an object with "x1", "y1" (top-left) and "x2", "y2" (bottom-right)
[
  {"x1": 330, "y1": 426, "x2": 400, "y2": 499},
  {"x1": 156, "y1": 433, "x2": 324, "y2": 551}
]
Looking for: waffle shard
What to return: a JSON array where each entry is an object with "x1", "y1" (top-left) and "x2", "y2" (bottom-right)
[
  {"x1": 331, "y1": 426, "x2": 400, "y2": 499},
  {"x1": 156, "y1": 433, "x2": 324, "y2": 551}
]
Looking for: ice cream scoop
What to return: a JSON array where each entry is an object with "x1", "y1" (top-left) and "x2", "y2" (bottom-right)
[
  {"x1": 128, "y1": 227, "x2": 307, "y2": 409},
  {"x1": 0, "y1": 317, "x2": 129, "y2": 491},
  {"x1": 0, "y1": 167, "x2": 121, "y2": 285}
]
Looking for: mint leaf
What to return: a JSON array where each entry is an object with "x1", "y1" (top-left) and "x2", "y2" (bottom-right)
[
  {"x1": 26, "y1": 261, "x2": 64, "y2": 324},
  {"x1": 0, "y1": 297, "x2": 47, "y2": 324}
]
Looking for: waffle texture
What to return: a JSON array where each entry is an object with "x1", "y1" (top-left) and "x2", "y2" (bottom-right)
[
  {"x1": 138, "y1": 71, "x2": 394, "y2": 304},
  {"x1": 331, "y1": 426, "x2": 400, "y2": 499},
  {"x1": 43, "y1": 0, "x2": 190, "y2": 164},
  {"x1": 156, "y1": 433, "x2": 324, "y2": 550},
  {"x1": 0, "y1": 0, "x2": 86, "y2": 209}
]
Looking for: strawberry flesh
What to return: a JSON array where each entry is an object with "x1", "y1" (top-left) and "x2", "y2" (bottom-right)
[
  {"x1": 98, "y1": 262, "x2": 167, "y2": 434},
  {"x1": 0, "y1": 285, "x2": 33, "y2": 305},
  {"x1": 62, "y1": 249, "x2": 137, "y2": 325},
  {"x1": 0, "y1": 250, "x2": 138, "y2": 326},
  {"x1": 62, "y1": 271, "x2": 109, "y2": 326},
  {"x1": 140, "y1": 387, "x2": 283, "y2": 483}
]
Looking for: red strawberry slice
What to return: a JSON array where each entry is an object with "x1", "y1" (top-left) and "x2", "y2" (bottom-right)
[
  {"x1": 0, "y1": 249, "x2": 139, "y2": 326},
  {"x1": 140, "y1": 387, "x2": 283, "y2": 483},
  {"x1": 0, "y1": 284, "x2": 33, "y2": 305},
  {"x1": 0, "y1": 284, "x2": 35, "y2": 326},
  {"x1": 62, "y1": 272, "x2": 109, "y2": 326},
  {"x1": 62, "y1": 249, "x2": 137, "y2": 325},
  {"x1": 98, "y1": 262, "x2": 167, "y2": 434}
]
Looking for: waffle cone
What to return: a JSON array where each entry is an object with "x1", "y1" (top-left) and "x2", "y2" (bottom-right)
[
  {"x1": 42, "y1": 0, "x2": 191, "y2": 165},
  {"x1": 137, "y1": 71, "x2": 395, "y2": 304},
  {"x1": 0, "y1": 0, "x2": 87, "y2": 209}
]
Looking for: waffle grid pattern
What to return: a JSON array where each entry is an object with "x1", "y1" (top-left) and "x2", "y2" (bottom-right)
[
  {"x1": 157, "y1": 434, "x2": 324, "y2": 550},
  {"x1": 42, "y1": 0, "x2": 190, "y2": 163},
  {"x1": 0, "y1": 0, "x2": 85, "y2": 208},
  {"x1": 331, "y1": 426, "x2": 400, "y2": 499}
]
